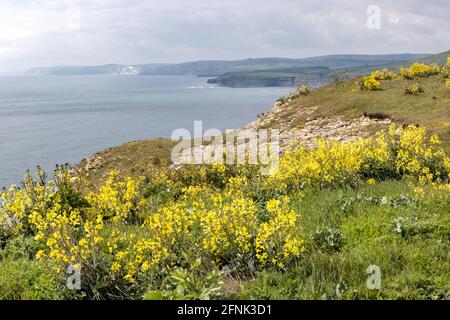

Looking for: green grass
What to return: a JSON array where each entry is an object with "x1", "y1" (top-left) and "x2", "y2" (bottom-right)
[
  {"x1": 3, "y1": 55, "x2": 450, "y2": 300},
  {"x1": 75, "y1": 69, "x2": 450, "y2": 186},
  {"x1": 238, "y1": 181, "x2": 450, "y2": 300},
  {"x1": 67, "y1": 65, "x2": 449, "y2": 300},
  {"x1": 228, "y1": 66, "x2": 330, "y2": 78},
  {"x1": 75, "y1": 138, "x2": 176, "y2": 187},
  {"x1": 266, "y1": 74, "x2": 450, "y2": 152},
  {"x1": 343, "y1": 50, "x2": 450, "y2": 76},
  {"x1": 0, "y1": 236, "x2": 72, "y2": 300}
]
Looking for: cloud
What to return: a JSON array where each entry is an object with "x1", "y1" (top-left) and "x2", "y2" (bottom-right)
[{"x1": 0, "y1": 0, "x2": 449, "y2": 72}]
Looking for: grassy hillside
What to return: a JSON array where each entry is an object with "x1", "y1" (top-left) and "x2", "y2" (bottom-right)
[
  {"x1": 262, "y1": 74, "x2": 450, "y2": 152},
  {"x1": 1, "y1": 59, "x2": 449, "y2": 300},
  {"x1": 345, "y1": 50, "x2": 450, "y2": 76},
  {"x1": 151, "y1": 54, "x2": 430, "y2": 76},
  {"x1": 1, "y1": 125, "x2": 448, "y2": 300},
  {"x1": 414, "y1": 50, "x2": 450, "y2": 66},
  {"x1": 73, "y1": 59, "x2": 450, "y2": 185},
  {"x1": 73, "y1": 139, "x2": 176, "y2": 188},
  {"x1": 239, "y1": 181, "x2": 450, "y2": 299},
  {"x1": 208, "y1": 51, "x2": 449, "y2": 88}
]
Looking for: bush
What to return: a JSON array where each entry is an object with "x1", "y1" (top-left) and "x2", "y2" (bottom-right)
[
  {"x1": 441, "y1": 56, "x2": 449, "y2": 79},
  {"x1": 0, "y1": 234, "x2": 74, "y2": 300},
  {"x1": 400, "y1": 63, "x2": 440, "y2": 79},
  {"x1": 445, "y1": 56, "x2": 450, "y2": 87},
  {"x1": 360, "y1": 75, "x2": 381, "y2": 91},
  {"x1": 272, "y1": 125, "x2": 449, "y2": 190},
  {"x1": 276, "y1": 97, "x2": 286, "y2": 105},
  {"x1": 1, "y1": 124, "x2": 449, "y2": 300},
  {"x1": 144, "y1": 258, "x2": 223, "y2": 300},
  {"x1": 0, "y1": 258, "x2": 67, "y2": 300},
  {"x1": 362, "y1": 112, "x2": 390, "y2": 120},
  {"x1": 1, "y1": 168, "x2": 148, "y2": 299},
  {"x1": 0, "y1": 168, "x2": 306, "y2": 298},
  {"x1": 371, "y1": 69, "x2": 397, "y2": 80},
  {"x1": 297, "y1": 85, "x2": 310, "y2": 96},
  {"x1": 404, "y1": 83, "x2": 425, "y2": 95},
  {"x1": 313, "y1": 227, "x2": 344, "y2": 252},
  {"x1": 289, "y1": 85, "x2": 311, "y2": 100}
]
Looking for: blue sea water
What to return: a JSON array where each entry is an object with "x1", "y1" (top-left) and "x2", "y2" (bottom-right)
[{"x1": 0, "y1": 74, "x2": 291, "y2": 187}]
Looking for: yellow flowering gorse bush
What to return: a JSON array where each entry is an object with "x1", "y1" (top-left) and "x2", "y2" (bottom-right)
[
  {"x1": 360, "y1": 75, "x2": 382, "y2": 91},
  {"x1": 400, "y1": 62, "x2": 441, "y2": 79},
  {"x1": 441, "y1": 56, "x2": 449, "y2": 78},
  {"x1": 371, "y1": 69, "x2": 397, "y2": 80},
  {"x1": 444, "y1": 56, "x2": 450, "y2": 87},
  {"x1": 358, "y1": 60, "x2": 449, "y2": 93},
  {"x1": 404, "y1": 82, "x2": 425, "y2": 95},
  {"x1": 0, "y1": 168, "x2": 146, "y2": 297},
  {"x1": 0, "y1": 125, "x2": 448, "y2": 298},
  {"x1": 272, "y1": 125, "x2": 449, "y2": 189},
  {"x1": 256, "y1": 197, "x2": 304, "y2": 268}
]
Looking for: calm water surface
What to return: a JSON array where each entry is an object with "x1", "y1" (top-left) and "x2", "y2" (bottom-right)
[{"x1": 0, "y1": 75, "x2": 291, "y2": 187}]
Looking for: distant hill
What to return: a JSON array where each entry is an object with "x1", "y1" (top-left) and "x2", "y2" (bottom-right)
[
  {"x1": 415, "y1": 50, "x2": 450, "y2": 65},
  {"x1": 207, "y1": 66, "x2": 331, "y2": 88},
  {"x1": 208, "y1": 51, "x2": 449, "y2": 87},
  {"x1": 344, "y1": 50, "x2": 450, "y2": 76},
  {"x1": 142, "y1": 54, "x2": 430, "y2": 76},
  {"x1": 27, "y1": 54, "x2": 429, "y2": 77},
  {"x1": 27, "y1": 63, "x2": 166, "y2": 75},
  {"x1": 27, "y1": 52, "x2": 450, "y2": 88},
  {"x1": 256, "y1": 72, "x2": 450, "y2": 153}
]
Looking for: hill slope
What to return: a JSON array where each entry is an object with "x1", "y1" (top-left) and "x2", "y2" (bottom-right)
[
  {"x1": 145, "y1": 54, "x2": 430, "y2": 76},
  {"x1": 254, "y1": 74, "x2": 450, "y2": 153},
  {"x1": 26, "y1": 54, "x2": 429, "y2": 77},
  {"x1": 207, "y1": 51, "x2": 450, "y2": 87},
  {"x1": 3, "y1": 60, "x2": 449, "y2": 301},
  {"x1": 74, "y1": 62, "x2": 450, "y2": 186}
]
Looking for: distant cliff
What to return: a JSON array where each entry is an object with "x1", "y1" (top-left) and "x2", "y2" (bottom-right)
[
  {"x1": 27, "y1": 64, "x2": 165, "y2": 75},
  {"x1": 207, "y1": 67, "x2": 332, "y2": 88},
  {"x1": 27, "y1": 53, "x2": 430, "y2": 76},
  {"x1": 26, "y1": 52, "x2": 448, "y2": 88},
  {"x1": 207, "y1": 74, "x2": 297, "y2": 87}
]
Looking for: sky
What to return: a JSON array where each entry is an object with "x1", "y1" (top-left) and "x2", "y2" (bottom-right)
[{"x1": 0, "y1": 0, "x2": 449, "y2": 72}]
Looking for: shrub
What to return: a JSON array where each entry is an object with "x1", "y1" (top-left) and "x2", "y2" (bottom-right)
[
  {"x1": 0, "y1": 258, "x2": 67, "y2": 300},
  {"x1": 362, "y1": 112, "x2": 390, "y2": 120},
  {"x1": 297, "y1": 85, "x2": 310, "y2": 96},
  {"x1": 360, "y1": 75, "x2": 381, "y2": 91},
  {"x1": 441, "y1": 56, "x2": 449, "y2": 79},
  {"x1": 391, "y1": 215, "x2": 419, "y2": 236},
  {"x1": 143, "y1": 258, "x2": 223, "y2": 300},
  {"x1": 312, "y1": 227, "x2": 344, "y2": 252},
  {"x1": 1, "y1": 169, "x2": 147, "y2": 299},
  {"x1": 0, "y1": 236, "x2": 73, "y2": 299},
  {"x1": 290, "y1": 85, "x2": 311, "y2": 100},
  {"x1": 371, "y1": 69, "x2": 397, "y2": 80},
  {"x1": 255, "y1": 197, "x2": 305, "y2": 269},
  {"x1": 0, "y1": 169, "x2": 306, "y2": 298},
  {"x1": 276, "y1": 97, "x2": 286, "y2": 105},
  {"x1": 404, "y1": 82, "x2": 425, "y2": 95},
  {"x1": 272, "y1": 125, "x2": 449, "y2": 190},
  {"x1": 400, "y1": 63, "x2": 440, "y2": 79},
  {"x1": 1, "y1": 124, "x2": 449, "y2": 300}
]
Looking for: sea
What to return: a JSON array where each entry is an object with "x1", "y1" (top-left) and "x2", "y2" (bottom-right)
[{"x1": 0, "y1": 74, "x2": 292, "y2": 187}]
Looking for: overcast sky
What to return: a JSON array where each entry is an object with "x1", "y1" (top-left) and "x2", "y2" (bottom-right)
[{"x1": 0, "y1": 0, "x2": 449, "y2": 72}]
